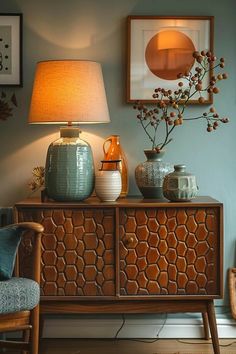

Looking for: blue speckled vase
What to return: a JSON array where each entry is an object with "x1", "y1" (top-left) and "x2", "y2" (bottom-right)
[
  {"x1": 135, "y1": 150, "x2": 173, "y2": 199},
  {"x1": 45, "y1": 127, "x2": 94, "y2": 201}
]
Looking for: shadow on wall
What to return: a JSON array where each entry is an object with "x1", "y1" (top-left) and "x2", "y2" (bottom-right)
[{"x1": 0, "y1": 208, "x2": 13, "y2": 226}]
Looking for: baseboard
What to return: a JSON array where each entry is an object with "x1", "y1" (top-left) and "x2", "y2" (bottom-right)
[{"x1": 42, "y1": 315, "x2": 236, "y2": 339}]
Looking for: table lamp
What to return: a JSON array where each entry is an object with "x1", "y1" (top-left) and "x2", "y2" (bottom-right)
[{"x1": 28, "y1": 60, "x2": 110, "y2": 201}]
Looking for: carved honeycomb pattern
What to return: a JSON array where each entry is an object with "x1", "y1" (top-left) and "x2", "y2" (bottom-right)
[
  {"x1": 18, "y1": 208, "x2": 115, "y2": 297},
  {"x1": 120, "y1": 208, "x2": 218, "y2": 296}
]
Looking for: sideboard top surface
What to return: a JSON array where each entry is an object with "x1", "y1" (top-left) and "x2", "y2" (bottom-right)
[{"x1": 15, "y1": 196, "x2": 222, "y2": 209}]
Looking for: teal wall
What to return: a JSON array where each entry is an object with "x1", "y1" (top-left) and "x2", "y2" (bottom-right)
[{"x1": 0, "y1": 0, "x2": 235, "y2": 311}]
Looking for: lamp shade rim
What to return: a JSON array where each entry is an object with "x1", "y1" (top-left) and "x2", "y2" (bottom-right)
[
  {"x1": 28, "y1": 121, "x2": 110, "y2": 125},
  {"x1": 36, "y1": 59, "x2": 99, "y2": 64}
]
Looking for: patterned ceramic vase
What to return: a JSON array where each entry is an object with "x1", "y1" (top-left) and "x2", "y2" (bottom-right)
[
  {"x1": 163, "y1": 164, "x2": 198, "y2": 202},
  {"x1": 95, "y1": 160, "x2": 121, "y2": 201},
  {"x1": 45, "y1": 127, "x2": 94, "y2": 201},
  {"x1": 135, "y1": 150, "x2": 173, "y2": 199}
]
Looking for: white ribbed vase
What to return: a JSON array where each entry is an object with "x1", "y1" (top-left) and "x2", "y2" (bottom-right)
[{"x1": 95, "y1": 170, "x2": 121, "y2": 202}]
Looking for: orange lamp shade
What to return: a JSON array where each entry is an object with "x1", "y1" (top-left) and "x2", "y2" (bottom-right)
[{"x1": 28, "y1": 60, "x2": 110, "y2": 124}]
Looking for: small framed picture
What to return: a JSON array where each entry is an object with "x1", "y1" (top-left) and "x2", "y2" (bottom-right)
[
  {"x1": 0, "y1": 14, "x2": 22, "y2": 86},
  {"x1": 127, "y1": 16, "x2": 214, "y2": 104}
]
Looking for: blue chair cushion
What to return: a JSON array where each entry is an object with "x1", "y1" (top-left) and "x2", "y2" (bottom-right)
[
  {"x1": 0, "y1": 277, "x2": 40, "y2": 314},
  {"x1": 0, "y1": 226, "x2": 22, "y2": 280}
]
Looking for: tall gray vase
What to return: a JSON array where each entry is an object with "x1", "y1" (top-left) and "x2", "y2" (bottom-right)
[
  {"x1": 45, "y1": 127, "x2": 94, "y2": 201},
  {"x1": 135, "y1": 150, "x2": 172, "y2": 199}
]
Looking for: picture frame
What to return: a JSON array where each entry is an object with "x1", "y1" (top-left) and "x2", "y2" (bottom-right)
[
  {"x1": 127, "y1": 16, "x2": 214, "y2": 104},
  {"x1": 229, "y1": 268, "x2": 236, "y2": 320},
  {"x1": 0, "y1": 13, "x2": 22, "y2": 86}
]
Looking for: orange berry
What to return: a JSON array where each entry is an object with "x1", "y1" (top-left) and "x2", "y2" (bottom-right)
[
  {"x1": 193, "y1": 51, "x2": 200, "y2": 58},
  {"x1": 213, "y1": 87, "x2": 220, "y2": 94},
  {"x1": 198, "y1": 97, "x2": 205, "y2": 104},
  {"x1": 174, "y1": 119, "x2": 179, "y2": 126},
  {"x1": 197, "y1": 56, "x2": 203, "y2": 63},
  {"x1": 195, "y1": 83, "x2": 202, "y2": 91}
]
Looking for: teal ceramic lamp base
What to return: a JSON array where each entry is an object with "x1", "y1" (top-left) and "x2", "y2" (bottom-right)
[{"x1": 45, "y1": 127, "x2": 95, "y2": 201}]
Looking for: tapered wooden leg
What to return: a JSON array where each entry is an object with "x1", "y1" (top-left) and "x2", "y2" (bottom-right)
[
  {"x1": 30, "y1": 305, "x2": 39, "y2": 354},
  {"x1": 207, "y1": 301, "x2": 220, "y2": 354},
  {"x1": 202, "y1": 312, "x2": 210, "y2": 340}
]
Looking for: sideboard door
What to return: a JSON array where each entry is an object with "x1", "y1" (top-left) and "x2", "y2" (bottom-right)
[
  {"x1": 17, "y1": 208, "x2": 116, "y2": 297},
  {"x1": 119, "y1": 207, "x2": 220, "y2": 297}
]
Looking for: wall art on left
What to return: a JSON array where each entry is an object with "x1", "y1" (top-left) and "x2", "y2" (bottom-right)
[{"x1": 0, "y1": 14, "x2": 22, "y2": 86}]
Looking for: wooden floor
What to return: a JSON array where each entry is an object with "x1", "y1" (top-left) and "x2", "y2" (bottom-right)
[
  {"x1": 4, "y1": 338, "x2": 236, "y2": 354},
  {"x1": 36, "y1": 338, "x2": 236, "y2": 354}
]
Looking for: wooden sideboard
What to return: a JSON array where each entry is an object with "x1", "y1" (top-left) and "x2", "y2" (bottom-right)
[{"x1": 14, "y1": 196, "x2": 223, "y2": 354}]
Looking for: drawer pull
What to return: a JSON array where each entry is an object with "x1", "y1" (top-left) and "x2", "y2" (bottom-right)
[{"x1": 124, "y1": 236, "x2": 134, "y2": 245}]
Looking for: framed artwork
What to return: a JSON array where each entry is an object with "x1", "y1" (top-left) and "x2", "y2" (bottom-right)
[
  {"x1": 229, "y1": 268, "x2": 236, "y2": 320},
  {"x1": 0, "y1": 14, "x2": 22, "y2": 86},
  {"x1": 127, "y1": 16, "x2": 214, "y2": 104}
]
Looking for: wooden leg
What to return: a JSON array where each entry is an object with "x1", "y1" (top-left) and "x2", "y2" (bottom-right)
[
  {"x1": 202, "y1": 312, "x2": 210, "y2": 340},
  {"x1": 39, "y1": 314, "x2": 45, "y2": 353},
  {"x1": 22, "y1": 329, "x2": 30, "y2": 354},
  {"x1": 207, "y1": 301, "x2": 220, "y2": 354},
  {"x1": 30, "y1": 305, "x2": 39, "y2": 354},
  {"x1": 0, "y1": 333, "x2": 6, "y2": 353}
]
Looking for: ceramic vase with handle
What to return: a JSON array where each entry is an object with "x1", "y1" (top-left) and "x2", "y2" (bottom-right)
[{"x1": 103, "y1": 135, "x2": 128, "y2": 197}]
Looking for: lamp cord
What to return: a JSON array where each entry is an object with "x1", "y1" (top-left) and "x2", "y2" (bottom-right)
[{"x1": 114, "y1": 313, "x2": 167, "y2": 343}]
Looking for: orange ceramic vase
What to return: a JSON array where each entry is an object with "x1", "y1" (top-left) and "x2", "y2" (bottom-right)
[{"x1": 103, "y1": 135, "x2": 128, "y2": 197}]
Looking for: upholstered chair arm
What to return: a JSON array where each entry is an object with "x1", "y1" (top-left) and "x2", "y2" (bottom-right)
[{"x1": 3, "y1": 222, "x2": 44, "y2": 283}]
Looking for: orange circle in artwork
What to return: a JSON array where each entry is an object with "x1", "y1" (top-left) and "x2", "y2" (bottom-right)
[{"x1": 145, "y1": 30, "x2": 196, "y2": 80}]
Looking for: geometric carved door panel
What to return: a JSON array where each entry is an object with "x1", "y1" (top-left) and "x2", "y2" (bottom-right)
[
  {"x1": 18, "y1": 208, "x2": 115, "y2": 297},
  {"x1": 119, "y1": 207, "x2": 219, "y2": 296}
]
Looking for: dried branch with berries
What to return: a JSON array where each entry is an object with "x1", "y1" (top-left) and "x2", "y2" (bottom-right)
[
  {"x1": 133, "y1": 50, "x2": 229, "y2": 152},
  {"x1": 0, "y1": 91, "x2": 17, "y2": 121}
]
